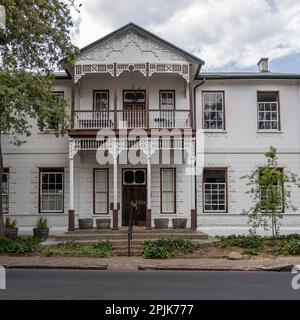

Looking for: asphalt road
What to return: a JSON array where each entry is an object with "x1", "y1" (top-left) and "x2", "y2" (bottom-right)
[{"x1": 0, "y1": 269, "x2": 299, "y2": 300}]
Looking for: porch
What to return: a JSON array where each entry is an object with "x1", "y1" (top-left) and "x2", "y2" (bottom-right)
[{"x1": 67, "y1": 137, "x2": 197, "y2": 231}]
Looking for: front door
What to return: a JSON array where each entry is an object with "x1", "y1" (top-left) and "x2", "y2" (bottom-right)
[{"x1": 122, "y1": 169, "x2": 147, "y2": 226}]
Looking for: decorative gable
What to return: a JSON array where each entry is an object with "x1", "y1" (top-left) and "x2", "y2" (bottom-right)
[{"x1": 76, "y1": 31, "x2": 188, "y2": 64}]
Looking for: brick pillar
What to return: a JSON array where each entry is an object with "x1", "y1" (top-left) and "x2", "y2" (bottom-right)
[
  {"x1": 112, "y1": 209, "x2": 119, "y2": 230},
  {"x1": 68, "y1": 209, "x2": 75, "y2": 231},
  {"x1": 191, "y1": 209, "x2": 197, "y2": 230},
  {"x1": 146, "y1": 209, "x2": 152, "y2": 230}
]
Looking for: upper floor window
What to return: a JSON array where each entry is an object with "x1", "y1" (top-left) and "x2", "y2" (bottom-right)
[
  {"x1": 39, "y1": 168, "x2": 64, "y2": 213},
  {"x1": 2, "y1": 168, "x2": 9, "y2": 214},
  {"x1": 203, "y1": 168, "x2": 227, "y2": 212},
  {"x1": 203, "y1": 92, "x2": 225, "y2": 130},
  {"x1": 94, "y1": 90, "x2": 109, "y2": 111},
  {"x1": 160, "y1": 91, "x2": 175, "y2": 110},
  {"x1": 257, "y1": 91, "x2": 280, "y2": 131}
]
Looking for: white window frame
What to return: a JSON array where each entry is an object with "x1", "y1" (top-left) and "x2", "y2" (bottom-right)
[
  {"x1": 160, "y1": 91, "x2": 175, "y2": 110},
  {"x1": 203, "y1": 91, "x2": 225, "y2": 130},
  {"x1": 2, "y1": 170, "x2": 9, "y2": 214},
  {"x1": 94, "y1": 169, "x2": 109, "y2": 214},
  {"x1": 203, "y1": 183, "x2": 226, "y2": 213},
  {"x1": 161, "y1": 168, "x2": 176, "y2": 214},
  {"x1": 40, "y1": 169, "x2": 64, "y2": 213},
  {"x1": 257, "y1": 102, "x2": 279, "y2": 131},
  {"x1": 93, "y1": 90, "x2": 109, "y2": 111}
]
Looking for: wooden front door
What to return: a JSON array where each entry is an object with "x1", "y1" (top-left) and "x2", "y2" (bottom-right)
[
  {"x1": 123, "y1": 90, "x2": 146, "y2": 127},
  {"x1": 122, "y1": 169, "x2": 147, "y2": 226}
]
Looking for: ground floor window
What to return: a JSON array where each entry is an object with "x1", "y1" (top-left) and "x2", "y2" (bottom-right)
[
  {"x1": 94, "y1": 169, "x2": 109, "y2": 214},
  {"x1": 161, "y1": 168, "x2": 176, "y2": 214},
  {"x1": 2, "y1": 168, "x2": 9, "y2": 214},
  {"x1": 39, "y1": 168, "x2": 64, "y2": 213},
  {"x1": 203, "y1": 168, "x2": 227, "y2": 212}
]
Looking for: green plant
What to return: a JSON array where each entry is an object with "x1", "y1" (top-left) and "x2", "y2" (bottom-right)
[
  {"x1": 143, "y1": 239, "x2": 197, "y2": 259},
  {"x1": 35, "y1": 217, "x2": 48, "y2": 229},
  {"x1": 41, "y1": 241, "x2": 113, "y2": 257},
  {"x1": 4, "y1": 217, "x2": 17, "y2": 230},
  {"x1": 241, "y1": 146, "x2": 300, "y2": 237},
  {"x1": 0, "y1": 237, "x2": 41, "y2": 254}
]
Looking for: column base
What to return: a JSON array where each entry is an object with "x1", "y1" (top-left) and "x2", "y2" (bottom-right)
[
  {"x1": 190, "y1": 209, "x2": 197, "y2": 230},
  {"x1": 112, "y1": 209, "x2": 119, "y2": 230},
  {"x1": 146, "y1": 209, "x2": 152, "y2": 230},
  {"x1": 68, "y1": 209, "x2": 75, "y2": 231}
]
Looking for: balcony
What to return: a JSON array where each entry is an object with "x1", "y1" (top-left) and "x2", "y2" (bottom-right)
[{"x1": 74, "y1": 109, "x2": 191, "y2": 130}]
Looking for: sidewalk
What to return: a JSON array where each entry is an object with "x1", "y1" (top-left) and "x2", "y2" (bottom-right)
[{"x1": 0, "y1": 255, "x2": 299, "y2": 271}]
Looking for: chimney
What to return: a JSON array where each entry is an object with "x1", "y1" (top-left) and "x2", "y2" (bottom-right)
[{"x1": 257, "y1": 58, "x2": 269, "y2": 73}]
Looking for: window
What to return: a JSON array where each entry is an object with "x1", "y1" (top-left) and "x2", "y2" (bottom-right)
[
  {"x1": 203, "y1": 169, "x2": 227, "y2": 212},
  {"x1": 2, "y1": 168, "x2": 9, "y2": 214},
  {"x1": 123, "y1": 170, "x2": 146, "y2": 185},
  {"x1": 52, "y1": 91, "x2": 64, "y2": 99},
  {"x1": 161, "y1": 169, "x2": 176, "y2": 213},
  {"x1": 203, "y1": 92, "x2": 225, "y2": 130},
  {"x1": 259, "y1": 168, "x2": 283, "y2": 212},
  {"x1": 94, "y1": 169, "x2": 109, "y2": 214},
  {"x1": 123, "y1": 90, "x2": 145, "y2": 103},
  {"x1": 39, "y1": 169, "x2": 64, "y2": 213},
  {"x1": 160, "y1": 91, "x2": 175, "y2": 110},
  {"x1": 257, "y1": 92, "x2": 280, "y2": 130},
  {"x1": 93, "y1": 90, "x2": 109, "y2": 111}
]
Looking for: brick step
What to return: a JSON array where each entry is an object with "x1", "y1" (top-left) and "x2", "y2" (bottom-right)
[
  {"x1": 67, "y1": 229, "x2": 201, "y2": 234},
  {"x1": 56, "y1": 233, "x2": 208, "y2": 241}
]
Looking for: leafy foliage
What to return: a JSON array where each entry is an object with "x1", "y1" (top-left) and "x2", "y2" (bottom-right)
[
  {"x1": 4, "y1": 216, "x2": 17, "y2": 229},
  {"x1": 35, "y1": 216, "x2": 48, "y2": 229},
  {"x1": 143, "y1": 239, "x2": 197, "y2": 259},
  {"x1": 0, "y1": 236, "x2": 41, "y2": 254},
  {"x1": 241, "y1": 146, "x2": 300, "y2": 236},
  {"x1": 217, "y1": 234, "x2": 300, "y2": 256},
  {"x1": 42, "y1": 241, "x2": 112, "y2": 257}
]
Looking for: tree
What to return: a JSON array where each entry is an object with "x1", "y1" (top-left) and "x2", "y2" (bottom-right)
[
  {"x1": 0, "y1": 0, "x2": 80, "y2": 236},
  {"x1": 242, "y1": 146, "x2": 300, "y2": 237}
]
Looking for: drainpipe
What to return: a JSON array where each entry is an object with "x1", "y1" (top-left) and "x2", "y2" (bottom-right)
[{"x1": 193, "y1": 79, "x2": 206, "y2": 230}]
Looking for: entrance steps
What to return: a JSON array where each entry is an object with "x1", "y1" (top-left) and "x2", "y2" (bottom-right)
[{"x1": 53, "y1": 229, "x2": 216, "y2": 256}]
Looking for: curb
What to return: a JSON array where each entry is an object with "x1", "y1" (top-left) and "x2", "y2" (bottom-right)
[
  {"x1": 138, "y1": 263, "x2": 296, "y2": 272},
  {"x1": 2, "y1": 264, "x2": 108, "y2": 270}
]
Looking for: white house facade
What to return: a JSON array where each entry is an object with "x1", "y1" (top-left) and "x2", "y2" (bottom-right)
[{"x1": 2, "y1": 23, "x2": 300, "y2": 235}]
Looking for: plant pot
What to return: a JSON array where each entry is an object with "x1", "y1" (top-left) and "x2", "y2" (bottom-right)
[
  {"x1": 154, "y1": 218, "x2": 169, "y2": 229},
  {"x1": 78, "y1": 218, "x2": 93, "y2": 229},
  {"x1": 96, "y1": 219, "x2": 111, "y2": 229},
  {"x1": 33, "y1": 228, "x2": 49, "y2": 239},
  {"x1": 4, "y1": 227, "x2": 18, "y2": 238},
  {"x1": 172, "y1": 218, "x2": 187, "y2": 229}
]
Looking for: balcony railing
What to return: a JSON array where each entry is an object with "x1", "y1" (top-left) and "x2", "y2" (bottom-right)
[{"x1": 73, "y1": 109, "x2": 191, "y2": 130}]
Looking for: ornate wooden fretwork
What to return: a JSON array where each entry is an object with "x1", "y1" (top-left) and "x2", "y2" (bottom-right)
[{"x1": 74, "y1": 63, "x2": 190, "y2": 82}]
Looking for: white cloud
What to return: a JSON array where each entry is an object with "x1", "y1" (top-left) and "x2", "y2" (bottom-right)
[{"x1": 71, "y1": 0, "x2": 300, "y2": 70}]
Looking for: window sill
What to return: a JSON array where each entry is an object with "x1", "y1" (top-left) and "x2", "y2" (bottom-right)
[
  {"x1": 203, "y1": 130, "x2": 227, "y2": 134},
  {"x1": 256, "y1": 131, "x2": 283, "y2": 134}
]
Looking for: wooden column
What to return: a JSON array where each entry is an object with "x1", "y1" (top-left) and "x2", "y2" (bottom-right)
[
  {"x1": 146, "y1": 62, "x2": 150, "y2": 129},
  {"x1": 188, "y1": 63, "x2": 194, "y2": 129},
  {"x1": 146, "y1": 155, "x2": 152, "y2": 229},
  {"x1": 112, "y1": 144, "x2": 119, "y2": 230},
  {"x1": 113, "y1": 62, "x2": 117, "y2": 130},
  {"x1": 71, "y1": 66, "x2": 75, "y2": 129},
  {"x1": 68, "y1": 140, "x2": 75, "y2": 231}
]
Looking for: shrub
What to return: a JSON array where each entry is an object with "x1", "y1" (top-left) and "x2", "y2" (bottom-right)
[
  {"x1": 271, "y1": 239, "x2": 300, "y2": 256},
  {"x1": 143, "y1": 239, "x2": 197, "y2": 259},
  {"x1": 4, "y1": 217, "x2": 17, "y2": 230},
  {"x1": 218, "y1": 235, "x2": 264, "y2": 251},
  {"x1": 0, "y1": 237, "x2": 41, "y2": 254},
  {"x1": 42, "y1": 241, "x2": 112, "y2": 257},
  {"x1": 35, "y1": 216, "x2": 48, "y2": 229}
]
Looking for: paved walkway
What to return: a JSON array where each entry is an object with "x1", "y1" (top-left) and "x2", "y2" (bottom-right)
[{"x1": 0, "y1": 255, "x2": 300, "y2": 271}]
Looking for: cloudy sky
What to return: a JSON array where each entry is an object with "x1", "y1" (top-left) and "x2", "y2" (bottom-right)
[{"x1": 71, "y1": 0, "x2": 300, "y2": 73}]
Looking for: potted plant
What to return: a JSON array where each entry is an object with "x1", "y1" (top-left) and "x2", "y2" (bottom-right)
[
  {"x1": 154, "y1": 218, "x2": 169, "y2": 229},
  {"x1": 33, "y1": 216, "x2": 49, "y2": 239},
  {"x1": 172, "y1": 218, "x2": 187, "y2": 229},
  {"x1": 78, "y1": 218, "x2": 93, "y2": 229},
  {"x1": 96, "y1": 219, "x2": 111, "y2": 229},
  {"x1": 4, "y1": 217, "x2": 18, "y2": 238}
]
